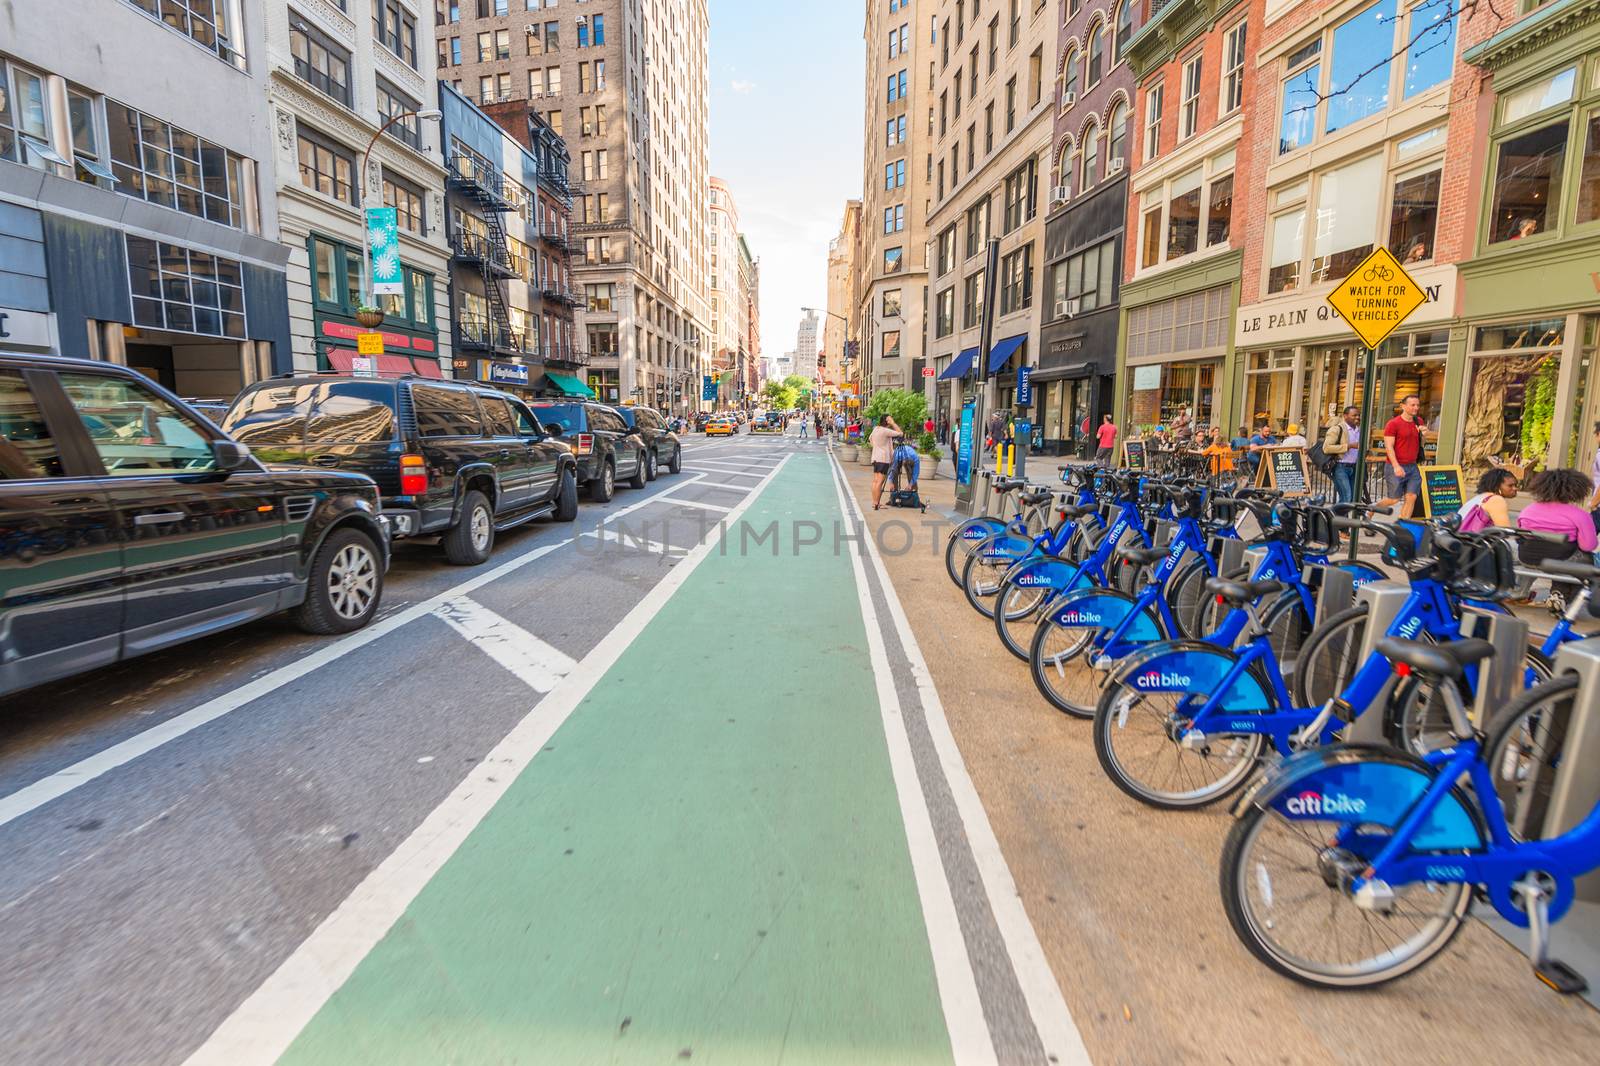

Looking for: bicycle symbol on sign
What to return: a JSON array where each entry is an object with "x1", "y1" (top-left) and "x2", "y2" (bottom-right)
[{"x1": 1362, "y1": 263, "x2": 1394, "y2": 283}]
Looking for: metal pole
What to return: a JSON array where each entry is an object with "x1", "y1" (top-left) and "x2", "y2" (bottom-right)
[
  {"x1": 1348, "y1": 344, "x2": 1377, "y2": 561},
  {"x1": 959, "y1": 237, "x2": 1002, "y2": 514}
]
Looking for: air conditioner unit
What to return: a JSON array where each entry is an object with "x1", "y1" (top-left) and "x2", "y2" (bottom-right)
[
  {"x1": 1049, "y1": 185, "x2": 1069, "y2": 204},
  {"x1": 1057, "y1": 298, "x2": 1080, "y2": 319},
  {"x1": 576, "y1": 14, "x2": 588, "y2": 23},
  {"x1": 1061, "y1": 91, "x2": 1076, "y2": 108},
  {"x1": 525, "y1": 23, "x2": 539, "y2": 34},
  {"x1": 1107, "y1": 157, "x2": 1125, "y2": 176}
]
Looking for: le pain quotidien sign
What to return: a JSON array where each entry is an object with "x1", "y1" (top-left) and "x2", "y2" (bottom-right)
[{"x1": 1233, "y1": 264, "x2": 1457, "y2": 348}]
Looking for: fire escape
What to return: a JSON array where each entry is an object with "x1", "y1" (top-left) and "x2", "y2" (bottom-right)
[{"x1": 447, "y1": 149, "x2": 521, "y2": 356}]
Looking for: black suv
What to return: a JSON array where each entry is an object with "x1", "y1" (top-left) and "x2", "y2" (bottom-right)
[
  {"x1": 0, "y1": 353, "x2": 390, "y2": 698},
  {"x1": 223, "y1": 376, "x2": 578, "y2": 566},
  {"x1": 610, "y1": 405, "x2": 682, "y2": 479},
  {"x1": 528, "y1": 401, "x2": 648, "y2": 502}
]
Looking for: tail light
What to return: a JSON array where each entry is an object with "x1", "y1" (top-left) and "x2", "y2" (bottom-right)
[
  {"x1": 399, "y1": 454, "x2": 428, "y2": 495},
  {"x1": 575, "y1": 432, "x2": 594, "y2": 455},
  {"x1": 1393, "y1": 661, "x2": 1412, "y2": 678}
]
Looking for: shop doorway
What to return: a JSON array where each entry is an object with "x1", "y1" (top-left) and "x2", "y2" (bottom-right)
[{"x1": 124, "y1": 332, "x2": 256, "y2": 402}]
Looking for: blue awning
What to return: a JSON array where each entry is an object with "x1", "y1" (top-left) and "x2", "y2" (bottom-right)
[
  {"x1": 987, "y1": 334, "x2": 1027, "y2": 374},
  {"x1": 937, "y1": 347, "x2": 979, "y2": 380}
]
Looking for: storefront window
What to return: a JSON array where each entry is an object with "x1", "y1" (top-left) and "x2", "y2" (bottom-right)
[
  {"x1": 1127, "y1": 360, "x2": 1218, "y2": 431},
  {"x1": 1565, "y1": 316, "x2": 1595, "y2": 469},
  {"x1": 1310, "y1": 153, "x2": 1382, "y2": 283},
  {"x1": 1043, "y1": 381, "x2": 1064, "y2": 441},
  {"x1": 1325, "y1": 0, "x2": 1395, "y2": 134},
  {"x1": 1389, "y1": 168, "x2": 1440, "y2": 262},
  {"x1": 1488, "y1": 121, "x2": 1568, "y2": 242},
  {"x1": 1269, "y1": 211, "x2": 1304, "y2": 293},
  {"x1": 1576, "y1": 112, "x2": 1600, "y2": 225},
  {"x1": 1463, "y1": 318, "x2": 1566, "y2": 475},
  {"x1": 1244, "y1": 350, "x2": 1295, "y2": 430}
]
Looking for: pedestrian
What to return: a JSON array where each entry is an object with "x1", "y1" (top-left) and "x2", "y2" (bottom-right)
[
  {"x1": 1457, "y1": 468, "x2": 1519, "y2": 532},
  {"x1": 1517, "y1": 469, "x2": 1599, "y2": 555},
  {"x1": 869, "y1": 414, "x2": 902, "y2": 510},
  {"x1": 986, "y1": 409, "x2": 1005, "y2": 455},
  {"x1": 799, "y1": 415, "x2": 810, "y2": 438},
  {"x1": 1280, "y1": 423, "x2": 1308, "y2": 449},
  {"x1": 1094, "y1": 413, "x2": 1118, "y2": 466},
  {"x1": 1202, "y1": 426, "x2": 1234, "y2": 478},
  {"x1": 1325, "y1": 406, "x2": 1362, "y2": 505},
  {"x1": 1245, "y1": 421, "x2": 1277, "y2": 482},
  {"x1": 1383, "y1": 394, "x2": 1426, "y2": 517}
]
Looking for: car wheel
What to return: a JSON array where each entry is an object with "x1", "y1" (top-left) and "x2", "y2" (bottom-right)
[
  {"x1": 667, "y1": 445, "x2": 682, "y2": 474},
  {"x1": 588, "y1": 459, "x2": 615, "y2": 502},
  {"x1": 551, "y1": 465, "x2": 579, "y2": 522},
  {"x1": 443, "y1": 489, "x2": 495, "y2": 565},
  {"x1": 644, "y1": 449, "x2": 659, "y2": 482},
  {"x1": 294, "y1": 527, "x2": 383, "y2": 634},
  {"x1": 628, "y1": 450, "x2": 648, "y2": 489}
]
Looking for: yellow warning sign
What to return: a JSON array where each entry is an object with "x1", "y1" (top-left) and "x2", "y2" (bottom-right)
[
  {"x1": 1325, "y1": 247, "x2": 1428, "y2": 350},
  {"x1": 356, "y1": 332, "x2": 384, "y2": 356}
]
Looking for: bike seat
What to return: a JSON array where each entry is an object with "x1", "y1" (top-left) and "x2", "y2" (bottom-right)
[
  {"x1": 1203, "y1": 577, "x2": 1287, "y2": 604},
  {"x1": 993, "y1": 477, "x2": 1027, "y2": 492},
  {"x1": 1056, "y1": 502, "x2": 1095, "y2": 520},
  {"x1": 1020, "y1": 489, "x2": 1053, "y2": 506},
  {"x1": 1119, "y1": 545, "x2": 1169, "y2": 567},
  {"x1": 1543, "y1": 558, "x2": 1600, "y2": 583},
  {"x1": 1375, "y1": 637, "x2": 1496, "y2": 679}
]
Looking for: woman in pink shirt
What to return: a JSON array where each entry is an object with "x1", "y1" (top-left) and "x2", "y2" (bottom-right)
[{"x1": 1516, "y1": 468, "x2": 1599, "y2": 554}]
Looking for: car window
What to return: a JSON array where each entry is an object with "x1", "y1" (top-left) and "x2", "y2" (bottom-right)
[
  {"x1": 531, "y1": 403, "x2": 583, "y2": 435},
  {"x1": 412, "y1": 385, "x2": 484, "y2": 437},
  {"x1": 0, "y1": 369, "x2": 65, "y2": 479},
  {"x1": 590, "y1": 408, "x2": 624, "y2": 433},
  {"x1": 222, "y1": 383, "x2": 316, "y2": 449},
  {"x1": 58, "y1": 373, "x2": 216, "y2": 476},
  {"x1": 477, "y1": 394, "x2": 517, "y2": 437},
  {"x1": 638, "y1": 409, "x2": 659, "y2": 430},
  {"x1": 307, "y1": 387, "x2": 397, "y2": 444},
  {"x1": 508, "y1": 399, "x2": 544, "y2": 437}
]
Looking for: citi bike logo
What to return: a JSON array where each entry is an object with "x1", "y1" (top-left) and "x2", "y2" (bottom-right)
[
  {"x1": 962, "y1": 527, "x2": 990, "y2": 540},
  {"x1": 1135, "y1": 670, "x2": 1192, "y2": 689},
  {"x1": 1395, "y1": 615, "x2": 1424, "y2": 639},
  {"x1": 1283, "y1": 791, "x2": 1368, "y2": 816},
  {"x1": 1016, "y1": 572, "x2": 1053, "y2": 587},
  {"x1": 1057, "y1": 609, "x2": 1103, "y2": 625}
]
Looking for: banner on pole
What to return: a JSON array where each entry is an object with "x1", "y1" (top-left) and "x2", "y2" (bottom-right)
[
  {"x1": 365, "y1": 206, "x2": 404, "y2": 296},
  {"x1": 702, "y1": 375, "x2": 717, "y2": 401}
]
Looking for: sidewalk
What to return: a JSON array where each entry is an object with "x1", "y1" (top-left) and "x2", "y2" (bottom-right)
[{"x1": 833, "y1": 453, "x2": 1600, "y2": 1066}]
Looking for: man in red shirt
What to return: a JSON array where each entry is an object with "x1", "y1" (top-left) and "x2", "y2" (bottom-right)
[
  {"x1": 1383, "y1": 394, "x2": 1426, "y2": 517},
  {"x1": 1095, "y1": 414, "x2": 1119, "y2": 466}
]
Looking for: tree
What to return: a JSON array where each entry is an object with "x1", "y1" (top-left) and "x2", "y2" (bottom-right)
[
  {"x1": 762, "y1": 379, "x2": 798, "y2": 410},
  {"x1": 782, "y1": 375, "x2": 815, "y2": 410},
  {"x1": 863, "y1": 388, "x2": 927, "y2": 433}
]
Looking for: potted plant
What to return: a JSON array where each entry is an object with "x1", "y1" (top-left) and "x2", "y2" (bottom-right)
[
  {"x1": 354, "y1": 305, "x2": 385, "y2": 329},
  {"x1": 839, "y1": 436, "x2": 858, "y2": 462},
  {"x1": 922, "y1": 442, "x2": 943, "y2": 479}
]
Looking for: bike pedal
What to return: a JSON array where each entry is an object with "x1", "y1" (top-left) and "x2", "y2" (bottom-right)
[{"x1": 1534, "y1": 959, "x2": 1588, "y2": 995}]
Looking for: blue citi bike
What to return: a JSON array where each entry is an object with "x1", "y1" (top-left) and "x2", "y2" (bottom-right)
[
  {"x1": 943, "y1": 469, "x2": 1098, "y2": 589},
  {"x1": 1221, "y1": 560, "x2": 1600, "y2": 994}
]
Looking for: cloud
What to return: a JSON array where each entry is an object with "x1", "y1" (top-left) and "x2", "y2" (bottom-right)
[{"x1": 730, "y1": 79, "x2": 757, "y2": 95}]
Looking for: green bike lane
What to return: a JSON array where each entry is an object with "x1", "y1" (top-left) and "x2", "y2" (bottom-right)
[{"x1": 270, "y1": 451, "x2": 958, "y2": 1065}]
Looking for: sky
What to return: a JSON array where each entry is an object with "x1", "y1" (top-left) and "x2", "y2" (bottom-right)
[{"x1": 707, "y1": 0, "x2": 864, "y2": 365}]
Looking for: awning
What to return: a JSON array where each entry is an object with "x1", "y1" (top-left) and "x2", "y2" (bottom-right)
[
  {"x1": 937, "y1": 347, "x2": 978, "y2": 380},
  {"x1": 327, "y1": 350, "x2": 443, "y2": 379},
  {"x1": 544, "y1": 371, "x2": 594, "y2": 398},
  {"x1": 987, "y1": 334, "x2": 1027, "y2": 374},
  {"x1": 1025, "y1": 361, "x2": 1096, "y2": 383}
]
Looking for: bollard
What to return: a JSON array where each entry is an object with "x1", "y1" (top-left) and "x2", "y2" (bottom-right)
[
  {"x1": 1541, "y1": 638, "x2": 1600, "y2": 900},
  {"x1": 1345, "y1": 581, "x2": 1413, "y2": 743}
]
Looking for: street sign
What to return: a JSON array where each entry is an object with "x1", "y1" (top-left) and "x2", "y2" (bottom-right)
[
  {"x1": 921, "y1": 366, "x2": 935, "y2": 378},
  {"x1": 350, "y1": 355, "x2": 376, "y2": 377},
  {"x1": 702, "y1": 375, "x2": 717, "y2": 401},
  {"x1": 356, "y1": 331, "x2": 384, "y2": 355},
  {"x1": 1326, "y1": 247, "x2": 1428, "y2": 350},
  {"x1": 1016, "y1": 366, "x2": 1032, "y2": 405},
  {"x1": 365, "y1": 206, "x2": 404, "y2": 296}
]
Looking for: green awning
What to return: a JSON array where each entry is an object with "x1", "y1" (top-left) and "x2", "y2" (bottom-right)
[{"x1": 544, "y1": 371, "x2": 594, "y2": 398}]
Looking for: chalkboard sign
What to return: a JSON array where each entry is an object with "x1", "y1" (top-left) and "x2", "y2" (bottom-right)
[
  {"x1": 1122, "y1": 438, "x2": 1147, "y2": 471},
  {"x1": 1258, "y1": 447, "x2": 1310, "y2": 496},
  {"x1": 1420, "y1": 465, "x2": 1465, "y2": 518}
]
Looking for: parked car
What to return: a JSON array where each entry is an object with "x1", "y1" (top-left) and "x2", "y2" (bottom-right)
[
  {"x1": 610, "y1": 405, "x2": 682, "y2": 478},
  {"x1": 0, "y1": 352, "x2": 391, "y2": 698},
  {"x1": 223, "y1": 375, "x2": 578, "y2": 566},
  {"x1": 183, "y1": 398, "x2": 232, "y2": 423},
  {"x1": 527, "y1": 400, "x2": 648, "y2": 502}
]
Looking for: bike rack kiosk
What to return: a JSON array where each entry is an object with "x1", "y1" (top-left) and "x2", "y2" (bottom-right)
[
  {"x1": 1346, "y1": 581, "x2": 1412, "y2": 743},
  {"x1": 1458, "y1": 606, "x2": 1530, "y2": 731},
  {"x1": 1307, "y1": 564, "x2": 1358, "y2": 631},
  {"x1": 1541, "y1": 637, "x2": 1600, "y2": 900}
]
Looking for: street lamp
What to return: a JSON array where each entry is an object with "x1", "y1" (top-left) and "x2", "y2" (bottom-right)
[{"x1": 359, "y1": 107, "x2": 443, "y2": 309}]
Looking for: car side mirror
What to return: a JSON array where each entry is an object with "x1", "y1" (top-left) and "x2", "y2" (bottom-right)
[{"x1": 213, "y1": 439, "x2": 251, "y2": 472}]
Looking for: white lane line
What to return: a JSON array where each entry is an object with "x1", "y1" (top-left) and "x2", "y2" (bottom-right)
[
  {"x1": 182, "y1": 455, "x2": 794, "y2": 1066},
  {"x1": 432, "y1": 599, "x2": 577, "y2": 693},
  {"x1": 686, "y1": 462, "x2": 768, "y2": 475},
  {"x1": 829, "y1": 457, "x2": 1093, "y2": 1066},
  {"x1": 693, "y1": 480, "x2": 757, "y2": 491},
  {"x1": 579, "y1": 528, "x2": 687, "y2": 557},
  {"x1": 823, "y1": 456, "x2": 996, "y2": 1066},
  {"x1": 654, "y1": 497, "x2": 733, "y2": 514},
  {"x1": 0, "y1": 474, "x2": 704, "y2": 832}
]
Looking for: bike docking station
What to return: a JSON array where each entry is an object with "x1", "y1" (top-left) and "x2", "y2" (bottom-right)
[
  {"x1": 1306, "y1": 562, "x2": 1358, "y2": 630},
  {"x1": 1346, "y1": 580, "x2": 1418, "y2": 744}
]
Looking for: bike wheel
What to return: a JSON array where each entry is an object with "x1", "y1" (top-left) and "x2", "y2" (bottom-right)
[
  {"x1": 945, "y1": 519, "x2": 993, "y2": 587},
  {"x1": 962, "y1": 535, "x2": 1019, "y2": 619},
  {"x1": 1393, "y1": 651, "x2": 1553, "y2": 757},
  {"x1": 1168, "y1": 558, "x2": 1212, "y2": 640},
  {"x1": 1482, "y1": 673, "x2": 1581, "y2": 840},
  {"x1": 1029, "y1": 618, "x2": 1105, "y2": 719},
  {"x1": 1094, "y1": 673, "x2": 1266, "y2": 809},
  {"x1": 994, "y1": 578, "x2": 1052, "y2": 662},
  {"x1": 1292, "y1": 604, "x2": 1368, "y2": 708},
  {"x1": 1220, "y1": 796, "x2": 1472, "y2": 989}
]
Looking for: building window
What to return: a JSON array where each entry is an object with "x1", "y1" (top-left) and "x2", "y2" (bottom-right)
[
  {"x1": 297, "y1": 124, "x2": 356, "y2": 205},
  {"x1": 1087, "y1": 20, "x2": 1106, "y2": 88},
  {"x1": 1139, "y1": 149, "x2": 1236, "y2": 271},
  {"x1": 1028, "y1": 47, "x2": 1043, "y2": 108},
  {"x1": 1167, "y1": 170, "x2": 1201, "y2": 260},
  {"x1": 1221, "y1": 20, "x2": 1247, "y2": 116},
  {"x1": 126, "y1": 236, "x2": 246, "y2": 339},
  {"x1": 884, "y1": 289, "x2": 903, "y2": 317},
  {"x1": 1280, "y1": 56, "x2": 1321, "y2": 155},
  {"x1": 884, "y1": 204, "x2": 906, "y2": 232},
  {"x1": 1326, "y1": 0, "x2": 1395, "y2": 134},
  {"x1": 888, "y1": 69, "x2": 908, "y2": 101},
  {"x1": 1180, "y1": 52, "x2": 1202, "y2": 140},
  {"x1": 882, "y1": 330, "x2": 902, "y2": 359},
  {"x1": 107, "y1": 101, "x2": 247, "y2": 228},
  {"x1": 586, "y1": 283, "x2": 615, "y2": 312},
  {"x1": 544, "y1": 20, "x2": 559, "y2": 49},
  {"x1": 965, "y1": 197, "x2": 989, "y2": 258},
  {"x1": 1268, "y1": 211, "x2": 1305, "y2": 293},
  {"x1": 1002, "y1": 157, "x2": 1036, "y2": 232},
  {"x1": 935, "y1": 288, "x2": 955, "y2": 337},
  {"x1": 962, "y1": 271, "x2": 985, "y2": 328},
  {"x1": 1207, "y1": 174, "x2": 1233, "y2": 247},
  {"x1": 449, "y1": 37, "x2": 461, "y2": 65},
  {"x1": 1107, "y1": 100, "x2": 1128, "y2": 173},
  {"x1": 1489, "y1": 121, "x2": 1567, "y2": 242},
  {"x1": 383, "y1": 170, "x2": 425, "y2": 234},
  {"x1": 1047, "y1": 238, "x2": 1116, "y2": 318},
  {"x1": 377, "y1": 78, "x2": 422, "y2": 150},
  {"x1": 374, "y1": 0, "x2": 418, "y2": 69},
  {"x1": 1005, "y1": 76, "x2": 1016, "y2": 132},
  {"x1": 290, "y1": 14, "x2": 352, "y2": 107},
  {"x1": 1390, "y1": 168, "x2": 1440, "y2": 262},
  {"x1": 1144, "y1": 83, "x2": 1162, "y2": 162},
  {"x1": 1114, "y1": 0, "x2": 1134, "y2": 62},
  {"x1": 1080, "y1": 120, "x2": 1099, "y2": 191},
  {"x1": 121, "y1": 0, "x2": 243, "y2": 67},
  {"x1": 999, "y1": 243, "x2": 1033, "y2": 314},
  {"x1": 885, "y1": 246, "x2": 904, "y2": 273},
  {"x1": 1064, "y1": 47, "x2": 1079, "y2": 104}
]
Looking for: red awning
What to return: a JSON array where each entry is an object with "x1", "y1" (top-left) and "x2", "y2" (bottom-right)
[{"x1": 327, "y1": 349, "x2": 444, "y2": 379}]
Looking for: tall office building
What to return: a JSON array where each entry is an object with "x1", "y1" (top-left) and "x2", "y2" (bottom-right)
[
  {"x1": 794, "y1": 308, "x2": 820, "y2": 380},
  {"x1": 859, "y1": 0, "x2": 933, "y2": 395},
  {"x1": 438, "y1": 0, "x2": 711, "y2": 411},
  {"x1": 826, "y1": 199, "x2": 862, "y2": 386}
]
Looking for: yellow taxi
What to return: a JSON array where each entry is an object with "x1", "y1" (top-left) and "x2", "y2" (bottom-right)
[{"x1": 704, "y1": 417, "x2": 736, "y2": 436}]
